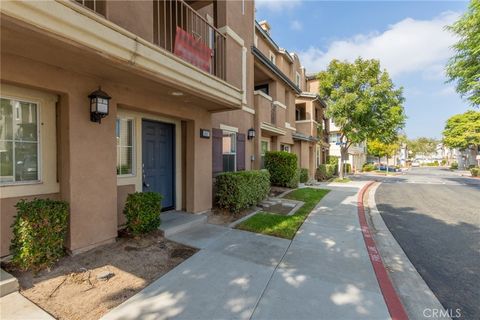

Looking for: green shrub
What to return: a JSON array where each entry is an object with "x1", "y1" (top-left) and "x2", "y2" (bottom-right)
[
  {"x1": 215, "y1": 170, "x2": 270, "y2": 213},
  {"x1": 10, "y1": 198, "x2": 69, "y2": 271},
  {"x1": 265, "y1": 151, "x2": 298, "y2": 188},
  {"x1": 468, "y1": 164, "x2": 476, "y2": 169},
  {"x1": 299, "y1": 168, "x2": 309, "y2": 183},
  {"x1": 450, "y1": 162, "x2": 458, "y2": 170},
  {"x1": 471, "y1": 167, "x2": 480, "y2": 177},
  {"x1": 327, "y1": 156, "x2": 339, "y2": 166},
  {"x1": 316, "y1": 164, "x2": 337, "y2": 181},
  {"x1": 342, "y1": 163, "x2": 352, "y2": 174},
  {"x1": 124, "y1": 192, "x2": 162, "y2": 235},
  {"x1": 441, "y1": 159, "x2": 447, "y2": 166},
  {"x1": 362, "y1": 163, "x2": 375, "y2": 172},
  {"x1": 433, "y1": 160, "x2": 439, "y2": 166}
]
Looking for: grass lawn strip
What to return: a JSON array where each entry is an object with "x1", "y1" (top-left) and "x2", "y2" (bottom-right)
[{"x1": 237, "y1": 188, "x2": 330, "y2": 239}]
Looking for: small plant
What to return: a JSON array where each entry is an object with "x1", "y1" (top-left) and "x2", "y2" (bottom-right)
[
  {"x1": 316, "y1": 164, "x2": 337, "y2": 181},
  {"x1": 450, "y1": 162, "x2": 459, "y2": 170},
  {"x1": 471, "y1": 167, "x2": 480, "y2": 177},
  {"x1": 124, "y1": 192, "x2": 162, "y2": 235},
  {"x1": 441, "y1": 159, "x2": 447, "y2": 166},
  {"x1": 362, "y1": 163, "x2": 376, "y2": 172},
  {"x1": 215, "y1": 170, "x2": 270, "y2": 213},
  {"x1": 299, "y1": 168, "x2": 309, "y2": 183},
  {"x1": 10, "y1": 198, "x2": 69, "y2": 271},
  {"x1": 265, "y1": 151, "x2": 298, "y2": 188},
  {"x1": 332, "y1": 177, "x2": 351, "y2": 183}
]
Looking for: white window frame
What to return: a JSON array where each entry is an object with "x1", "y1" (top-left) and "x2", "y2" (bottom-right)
[
  {"x1": 0, "y1": 95, "x2": 42, "y2": 186},
  {"x1": 116, "y1": 117, "x2": 136, "y2": 177},
  {"x1": 222, "y1": 130, "x2": 237, "y2": 172},
  {"x1": 296, "y1": 72, "x2": 301, "y2": 87}
]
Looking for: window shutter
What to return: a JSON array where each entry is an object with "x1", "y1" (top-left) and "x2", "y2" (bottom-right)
[
  {"x1": 212, "y1": 128, "x2": 223, "y2": 174},
  {"x1": 237, "y1": 133, "x2": 246, "y2": 171}
]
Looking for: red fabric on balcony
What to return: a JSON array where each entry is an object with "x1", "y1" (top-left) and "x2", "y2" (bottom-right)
[{"x1": 174, "y1": 26, "x2": 212, "y2": 73}]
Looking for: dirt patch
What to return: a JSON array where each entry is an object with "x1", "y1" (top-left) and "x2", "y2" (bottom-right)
[
  {"x1": 269, "y1": 186, "x2": 292, "y2": 197},
  {"x1": 206, "y1": 207, "x2": 257, "y2": 226},
  {"x1": 263, "y1": 203, "x2": 294, "y2": 215},
  {"x1": 4, "y1": 230, "x2": 197, "y2": 320}
]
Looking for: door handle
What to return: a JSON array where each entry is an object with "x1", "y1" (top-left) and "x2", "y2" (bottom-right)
[{"x1": 142, "y1": 163, "x2": 150, "y2": 188}]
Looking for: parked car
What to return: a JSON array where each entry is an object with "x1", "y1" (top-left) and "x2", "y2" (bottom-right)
[{"x1": 411, "y1": 161, "x2": 420, "y2": 167}]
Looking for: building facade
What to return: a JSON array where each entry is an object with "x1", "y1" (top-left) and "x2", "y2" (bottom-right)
[
  {"x1": 0, "y1": 0, "x2": 327, "y2": 257},
  {"x1": 327, "y1": 119, "x2": 367, "y2": 172}
]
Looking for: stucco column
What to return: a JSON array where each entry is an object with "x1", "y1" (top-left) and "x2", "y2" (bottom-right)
[
  {"x1": 60, "y1": 88, "x2": 117, "y2": 254},
  {"x1": 185, "y1": 118, "x2": 212, "y2": 213},
  {"x1": 300, "y1": 141, "x2": 310, "y2": 169}
]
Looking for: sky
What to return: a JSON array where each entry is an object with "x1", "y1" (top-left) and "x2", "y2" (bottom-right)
[{"x1": 255, "y1": 0, "x2": 471, "y2": 139}]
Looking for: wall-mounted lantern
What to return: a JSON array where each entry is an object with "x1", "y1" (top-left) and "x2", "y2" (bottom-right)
[
  {"x1": 89, "y1": 87, "x2": 111, "y2": 123},
  {"x1": 247, "y1": 128, "x2": 256, "y2": 140}
]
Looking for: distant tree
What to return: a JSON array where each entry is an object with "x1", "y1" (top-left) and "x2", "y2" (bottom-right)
[
  {"x1": 446, "y1": 0, "x2": 480, "y2": 107},
  {"x1": 407, "y1": 137, "x2": 439, "y2": 158},
  {"x1": 367, "y1": 139, "x2": 399, "y2": 170},
  {"x1": 317, "y1": 58, "x2": 406, "y2": 178},
  {"x1": 443, "y1": 110, "x2": 480, "y2": 151}
]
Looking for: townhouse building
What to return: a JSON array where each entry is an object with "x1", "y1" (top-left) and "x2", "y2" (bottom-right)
[
  {"x1": 328, "y1": 118, "x2": 367, "y2": 172},
  {"x1": 0, "y1": 0, "x2": 327, "y2": 257}
]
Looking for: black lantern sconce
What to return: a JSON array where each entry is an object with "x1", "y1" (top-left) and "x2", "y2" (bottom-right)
[
  {"x1": 89, "y1": 87, "x2": 111, "y2": 123},
  {"x1": 247, "y1": 128, "x2": 256, "y2": 140}
]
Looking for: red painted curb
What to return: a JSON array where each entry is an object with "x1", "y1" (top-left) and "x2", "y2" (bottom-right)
[{"x1": 357, "y1": 181, "x2": 409, "y2": 320}]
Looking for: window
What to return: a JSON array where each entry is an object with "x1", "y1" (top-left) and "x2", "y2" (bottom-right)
[
  {"x1": 261, "y1": 140, "x2": 269, "y2": 169},
  {"x1": 222, "y1": 130, "x2": 236, "y2": 172},
  {"x1": 329, "y1": 133, "x2": 342, "y2": 144},
  {"x1": 0, "y1": 98, "x2": 39, "y2": 184},
  {"x1": 296, "y1": 72, "x2": 301, "y2": 88},
  {"x1": 269, "y1": 51, "x2": 276, "y2": 64},
  {"x1": 255, "y1": 84, "x2": 269, "y2": 95},
  {"x1": 116, "y1": 118, "x2": 134, "y2": 175},
  {"x1": 316, "y1": 145, "x2": 321, "y2": 167},
  {"x1": 281, "y1": 144, "x2": 291, "y2": 153}
]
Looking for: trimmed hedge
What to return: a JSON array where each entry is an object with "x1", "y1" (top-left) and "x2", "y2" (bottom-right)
[
  {"x1": 299, "y1": 168, "x2": 309, "y2": 183},
  {"x1": 450, "y1": 162, "x2": 458, "y2": 170},
  {"x1": 316, "y1": 164, "x2": 337, "y2": 181},
  {"x1": 215, "y1": 170, "x2": 270, "y2": 213},
  {"x1": 265, "y1": 151, "x2": 298, "y2": 188},
  {"x1": 124, "y1": 192, "x2": 162, "y2": 235},
  {"x1": 471, "y1": 167, "x2": 480, "y2": 177},
  {"x1": 363, "y1": 163, "x2": 375, "y2": 172},
  {"x1": 342, "y1": 163, "x2": 352, "y2": 174},
  {"x1": 10, "y1": 198, "x2": 69, "y2": 271}
]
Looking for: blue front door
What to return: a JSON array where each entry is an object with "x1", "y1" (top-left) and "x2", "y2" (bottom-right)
[{"x1": 142, "y1": 119, "x2": 175, "y2": 210}]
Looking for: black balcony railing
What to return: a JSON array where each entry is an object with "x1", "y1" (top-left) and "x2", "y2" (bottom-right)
[{"x1": 73, "y1": 0, "x2": 226, "y2": 80}]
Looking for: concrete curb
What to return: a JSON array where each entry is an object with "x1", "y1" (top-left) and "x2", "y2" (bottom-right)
[
  {"x1": 365, "y1": 182, "x2": 451, "y2": 320},
  {"x1": 357, "y1": 181, "x2": 409, "y2": 320}
]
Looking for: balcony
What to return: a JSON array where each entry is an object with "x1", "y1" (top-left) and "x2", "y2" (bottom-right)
[
  {"x1": 254, "y1": 91, "x2": 286, "y2": 136},
  {"x1": 1, "y1": 0, "x2": 242, "y2": 110}
]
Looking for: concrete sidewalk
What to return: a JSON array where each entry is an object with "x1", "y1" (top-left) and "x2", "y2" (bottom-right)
[{"x1": 103, "y1": 182, "x2": 390, "y2": 320}]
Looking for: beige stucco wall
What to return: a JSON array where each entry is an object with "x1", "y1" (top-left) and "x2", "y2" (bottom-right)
[{"x1": 1, "y1": 51, "x2": 214, "y2": 254}]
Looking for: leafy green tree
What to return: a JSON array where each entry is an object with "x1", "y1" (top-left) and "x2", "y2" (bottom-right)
[
  {"x1": 317, "y1": 58, "x2": 406, "y2": 178},
  {"x1": 443, "y1": 110, "x2": 480, "y2": 150},
  {"x1": 407, "y1": 137, "x2": 439, "y2": 158},
  {"x1": 446, "y1": 0, "x2": 480, "y2": 107},
  {"x1": 367, "y1": 139, "x2": 399, "y2": 165}
]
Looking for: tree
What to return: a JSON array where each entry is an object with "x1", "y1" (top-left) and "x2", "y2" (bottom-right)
[
  {"x1": 443, "y1": 110, "x2": 480, "y2": 150},
  {"x1": 407, "y1": 137, "x2": 439, "y2": 158},
  {"x1": 367, "y1": 139, "x2": 399, "y2": 164},
  {"x1": 317, "y1": 58, "x2": 406, "y2": 178},
  {"x1": 446, "y1": 0, "x2": 480, "y2": 107}
]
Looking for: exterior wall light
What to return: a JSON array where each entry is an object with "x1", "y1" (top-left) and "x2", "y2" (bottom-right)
[
  {"x1": 247, "y1": 128, "x2": 256, "y2": 140},
  {"x1": 89, "y1": 87, "x2": 111, "y2": 123}
]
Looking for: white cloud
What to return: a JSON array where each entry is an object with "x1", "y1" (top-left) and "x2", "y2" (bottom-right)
[
  {"x1": 290, "y1": 20, "x2": 303, "y2": 31},
  {"x1": 298, "y1": 11, "x2": 460, "y2": 78},
  {"x1": 438, "y1": 85, "x2": 456, "y2": 96},
  {"x1": 256, "y1": 0, "x2": 302, "y2": 12}
]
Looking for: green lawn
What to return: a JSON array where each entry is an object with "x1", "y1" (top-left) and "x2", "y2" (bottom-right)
[
  {"x1": 331, "y1": 177, "x2": 351, "y2": 183},
  {"x1": 236, "y1": 188, "x2": 330, "y2": 239}
]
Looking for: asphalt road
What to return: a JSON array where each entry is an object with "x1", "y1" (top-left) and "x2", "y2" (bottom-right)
[{"x1": 373, "y1": 167, "x2": 480, "y2": 320}]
